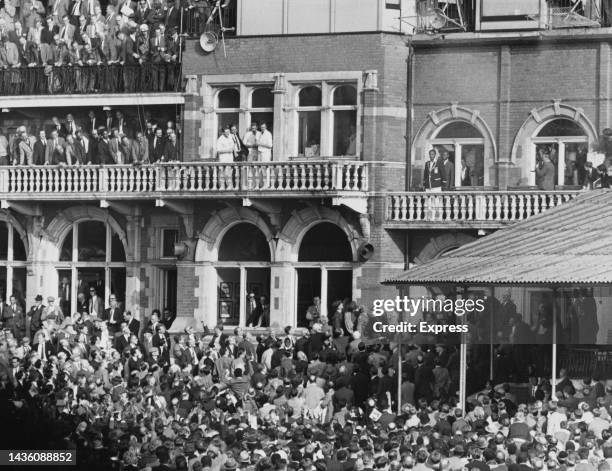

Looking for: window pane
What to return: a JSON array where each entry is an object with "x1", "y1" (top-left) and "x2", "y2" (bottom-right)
[
  {"x1": 0, "y1": 222, "x2": 7, "y2": 260},
  {"x1": 333, "y1": 85, "x2": 357, "y2": 106},
  {"x1": 218, "y1": 267, "x2": 240, "y2": 325},
  {"x1": 333, "y1": 110, "x2": 357, "y2": 156},
  {"x1": 299, "y1": 86, "x2": 322, "y2": 107},
  {"x1": 566, "y1": 143, "x2": 588, "y2": 186},
  {"x1": 111, "y1": 232, "x2": 126, "y2": 262},
  {"x1": 78, "y1": 221, "x2": 106, "y2": 262},
  {"x1": 460, "y1": 144, "x2": 485, "y2": 187},
  {"x1": 162, "y1": 229, "x2": 178, "y2": 258},
  {"x1": 538, "y1": 119, "x2": 585, "y2": 137},
  {"x1": 436, "y1": 121, "x2": 482, "y2": 139},
  {"x1": 298, "y1": 111, "x2": 321, "y2": 157},
  {"x1": 60, "y1": 229, "x2": 73, "y2": 262},
  {"x1": 217, "y1": 113, "x2": 239, "y2": 135},
  {"x1": 218, "y1": 88, "x2": 240, "y2": 108},
  {"x1": 13, "y1": 228, "x2": 26, "y2": 261},
  {"x1": 250, "y1": 112, "x2": 274, "y2": 132},
  {"x1": 251, "y1": 88, "x2": 274, "y2": 108}
]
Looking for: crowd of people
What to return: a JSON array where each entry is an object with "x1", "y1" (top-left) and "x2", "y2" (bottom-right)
[
  {"x1": 216, "y1": 122, "x2": 273, "y2": 163},
  {"x1": 0, "y1": 108, "x2": 182, "y2": 165},
  {"x1": 0, "y1": 0, "x2": 201, "y2": 94},
  {"x1": 2, "y1": 290, "x2": 612, "y2": 470}
]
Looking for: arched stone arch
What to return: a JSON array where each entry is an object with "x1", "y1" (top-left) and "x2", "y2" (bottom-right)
[
  {"x1": 412, "y1": 104, "x2": 497, "y2": 163},
  {"x1": 511, "y1": 101, "x2": 598, "y2": 164},
  {"x1": 0, "y1": 210, "x2": 29, "y2": 259},
  {"x1": 276, "y1": 207, "x2": 361, "y2": 263},
  {"x1": 40, "y1": 206, "x2": 128, "y2": 262},
  {"x1": 195, "y1": 207, "x2": 276, "y2": 262},
  {"x1": 414, "y1": 232, "x2": 476, "y2": 265}
]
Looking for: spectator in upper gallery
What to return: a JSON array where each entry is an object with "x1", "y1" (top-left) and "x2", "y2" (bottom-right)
[{"x1": 130, "y1": 131, "x2": 149, "y2": 164}]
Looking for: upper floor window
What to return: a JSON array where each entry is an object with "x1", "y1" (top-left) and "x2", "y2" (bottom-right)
[
  {"x1": 216, "y1": 88, "x2": 241, "y2": 134},
  {"x1": 294, "y1": 82, "x2": 359, "y2": 159}
]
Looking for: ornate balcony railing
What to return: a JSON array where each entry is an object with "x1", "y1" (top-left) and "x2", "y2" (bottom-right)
[
  {"x1": 386, "y1": 190, "x2": 582, "y2": 225},
  {"x1": 0, "y1": 161, "x2": 368, "y2": 198}
]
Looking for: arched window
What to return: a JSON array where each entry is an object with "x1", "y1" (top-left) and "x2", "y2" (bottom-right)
[
  {"x1": 216, "y1": 223, "x2": 271, "y2": 326},
  {"x1": 0, "y1": 221, "x2": 27, "y2": 307},
  {"x1": 297, "y1": 86, "x2": 322, "y2": 157},
  {"x1": 57, "y1": 221, "x2": 127, "y2": 317},
  {"x1": 430, "y1": 121, "x2": 485, "y2": 188},
  {"x1": 331, "y1": 85, "x2": 358, "y2": 156},
  {"x1": 532, "y1": 118, "x2": 587, "y2": 187},
  {"x1": 296, "y1": 222, "x2": 353, "y2": 327},
  {"x1": 249, "y1": 87, "x2": 274, "y2": 139},
  {"x1": 216, "y1": 88, "x2": 240, "y2": 135}
]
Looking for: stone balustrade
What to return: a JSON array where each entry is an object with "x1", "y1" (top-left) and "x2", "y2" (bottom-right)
[
  {"x1": 386, "y1": 190, "x2": 582, "y2": 225},
  {"x1": 0, "y1": 161, "x2": 368, "y2": 198}
]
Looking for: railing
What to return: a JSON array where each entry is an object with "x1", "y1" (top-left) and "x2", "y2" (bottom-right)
[
  {"x1": 386, "y1": 190, "x2": 581, "y2": 224},
  {"x1": 183, "y1": 1, "x2": 238, "y2": 38},
  {"x1": 0, "y1": 63, "x2": 182, "y2": 96},
  {"x1": 0, "y1": 161, "x2": 368, "y2": 196}
]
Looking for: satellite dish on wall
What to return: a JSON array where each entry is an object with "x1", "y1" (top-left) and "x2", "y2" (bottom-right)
[{"x1": 200, "y1": 32, "x2": 218, "y2": 53}]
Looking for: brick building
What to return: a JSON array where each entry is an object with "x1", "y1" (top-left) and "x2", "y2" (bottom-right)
[{"x1": 1, "y1": 0, "x2": 608, "y2": 332}]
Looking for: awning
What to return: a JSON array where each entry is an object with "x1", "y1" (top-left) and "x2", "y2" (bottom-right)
[{"x1": 384, "y1": 189, "x2": 612, "y2": 286}]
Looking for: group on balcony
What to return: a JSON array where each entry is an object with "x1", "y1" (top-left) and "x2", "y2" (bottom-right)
[
  {"x1": 216, "y1": 121, "x2": 273, "y2": 163},
  {"x1": 0, "y1": 0, "x2": 187, "y2": 94},
  {"x1": 0, "y1": 107, "x2": 182, "y2": 166}
]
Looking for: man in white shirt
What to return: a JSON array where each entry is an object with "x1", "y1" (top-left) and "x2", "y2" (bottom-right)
[
  {"x1": 257, "y1": 122, "x2": 273, "y2": 162},
  {"x1": 216, "y1": 126, "x2": 234, "y2": 163},
  {"x1": 243, "y1": 122, "x2": 261, "y2": 161}
]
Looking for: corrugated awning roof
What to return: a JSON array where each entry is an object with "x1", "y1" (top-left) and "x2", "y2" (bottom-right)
[{"x1": 383, "y1": 190, "x2": 612, "y2": 286}]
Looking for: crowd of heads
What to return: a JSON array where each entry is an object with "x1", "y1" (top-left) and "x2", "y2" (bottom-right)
[
  {"x1": 2, "y1": 291, "x2": 612, "y2": 470},
  {"x1": 0, "y1": 107, "x2": 181, "y2": 166}
]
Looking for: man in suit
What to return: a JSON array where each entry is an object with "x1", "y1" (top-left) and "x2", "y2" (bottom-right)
[
  {"x1": 97, "y1": 129, "x2": 114, "y2": 164},
  {"x1": 165, "y1": 0, "x2": 180, "y2": 31},
  {"x1": 102, "y1": 294, "x2": 124, "y2": 336},
  {"x1": 58, "y1": 276, "x2": 71, "y2": 317},
  {"x1": 115, "y1": 322, "x2": 131, "y2": 353},
  {"x1": 88, "y1": 287, "x2": 103, "y2": 318},
  {"x1": 423, "y1": 149, "x2": 442, "y2": 191},
  {"x1": 460, "y1": 156, "x2": 472, "y2": 186},
  {"x1": 124, "y1": 311, "x2": 140, "y2": 336},
  {"x1": 246, "y1": 293, "x2": 262, "y2": 327},
  {"x1": 3, "y1": 295, "x2": 26, "y2": 340},
  {"x1": 32, "y1": 130, "x2": 48, "y2": 166},
  {"x1": 86, "y1": 110, "x2": 99, "y2": 135},
  {"x1": 150, "y1": 127, "x2": 165, "y2": 162},
  {"x1": 441, "y1": 150, "x2": 454, "y2": 190},
  {"x1": 535, "y1": 151, "x2": 555, "y2": 190},
  {"x1": 163, "y1": 131, "x2": 178, "y2": 161},
  {"x1": 58, "y1": 15, "x2": 75, "y2": 43},
  {"x1": 48, "y1": 116, "x2": 67, "y2": 139},
  {"x1": 152, "y1": 324, "x2": 171, "y2": 366},
  {"x1": 27, "y1": 295, "x2": 46, "y2": 341},
  {"x1": 50, "y1": 0, "x2": 71, "y2": 25},
  {"x1": 131, "y1": 131, "x2": 149, "y2": 164}
]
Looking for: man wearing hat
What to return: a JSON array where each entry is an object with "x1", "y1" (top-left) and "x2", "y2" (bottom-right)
[{"x1": 27, "y1": 295, "x2": 46, "y2": 341}]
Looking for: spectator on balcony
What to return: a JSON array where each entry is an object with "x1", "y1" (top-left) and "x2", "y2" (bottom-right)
[
  {"x1": 65, "y1": 113, "x2": 79, "y2": 137},
  {"x1": 58, "y1": 15, "x2": 75, "y2": 43},
  {"x1": 423, "y1": 148, "x2": 442, "y2": 192},
  {"x1": 26, "y1": 17, "x2": 44, "y2": 45},
  {"x1": 258, "y1": 122, "x2": 273, "y2": 162},
  {"x1": 119, "y1": 135, "x2": 131, "y2": 163},
  {"x1": 135, "y1": 0, "x2": 153, "y2": 25},
  {"x1": 441, "y1": 150, "x2": 454, "y2": 190},
  {"x1": 7, "y1": 21, "x2": 25, "y2": 46},
  {"x1": 0, "y1": 128, "x2": 9, "y2": 166},
  {"x1": 15, "y1": 127, "x2": 33, "y2": 165},
  {"x1": 582, "y1": 161, "x2": 599, "y2": 190},
  {"x1": 150, "y1": 127, "x2": 164, "y2": 162},
  {"x1": 85, "y1": 110, "x2": 98, "y2": 135},
  {"x1": 131, "y1": 131, "x2": 149, "y2": 164},
  {"x1": 216, "y1": 125, "x2": 234, "y2": 163},
  {"x1": 535, "y1": 151, "x2": 555, "y2": 191},
  {"x1": 109, "y1": 127, "x2": 121, "y2": 163},
  {"x1": 48, "y1": 116, "x2": 67, "y2": 138},
  {"x1": 136, "y1": 23, "x2": 150, "y2": 63},
  {"x1": 103, "y1": 107, "x2": 113, "y2": 131},
  {"x1": 115, "y1": 110, "x2": 129, "y2": 138},
  {"x1": 32, "y1": 130, "x2": 48, "y2": 165},
  {"x1": 229, "y1": 124, "x2": 247, "y2": 161},
  {"x1": 164, "y1": 131, "x2": 178, "y2": 161},
  {"x1": 97, "y1": 128, "x2": 114, "y2": 164},
  {"x1": 243, "y1": 122, "x2": 260, "y2": 162},
  {"x1": 75, "y1": 129, "x2": 88, "y2": 161},
  {"x1": 460, "y1": 156, "x2": 471, "y2": 186},
  {"x1": 165, "y1": 0, "x2": 180, "y2": 31}
]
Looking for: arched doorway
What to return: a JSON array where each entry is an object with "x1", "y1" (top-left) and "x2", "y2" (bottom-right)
[
  {"x1": 296, "y1": 222, "x2": 353, "y2": 327},
  {"x1": 0, "y1": 220, "x2": 27, "y2": 307},
  {"x1": 531, "y1": 118, "x2": 588, "y2": 187},
  {"x1": 57, "y1": 220, "x2": 127, "y2": 317},
  {"x1": 430, "y1": 121, "x2": 486, "y2": 187},
  {"x1": 216, "y1": 223, "x2": 271, "y2": 326}
]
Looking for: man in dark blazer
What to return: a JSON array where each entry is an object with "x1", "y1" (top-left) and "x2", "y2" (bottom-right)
[
  {"x1": 3, "y1": 295, "x2": 26, "y2": 340},
  {"x1": 114, "y1": 323, "x2": 131, "y2": 353},
  {"x1": 150, "y1": 128, "x2": 165, "y2": 162},
  {"x1": 152, "y1": 324, "x2": 171, "y2": 366},
  {"x1": 163, "y1": 132, "x2": 178, "y2": 161},
  {"x1": 27, "y1": 295, "x2": 46, "y2": 341},
  {"x1": 441, "y1": 150, "x2": 454, "y2": 190},
  {"x1": 32, "y1": 130, "x2": 48, "y2": 166},
  {"x1": 124, "y1": 311, "x2": 140, "y2": 336},
  {"x1": 102, "y1": 294, "x2": 124, "y2": 336},
  {"x1": 423, "y1": 149, "x2": 443, "y2": 191},
  {"x1": 96, "y1": 129, "x2": 114, "y2": 164}
]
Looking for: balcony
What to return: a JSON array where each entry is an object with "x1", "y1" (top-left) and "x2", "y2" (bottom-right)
[
  {"x1": 0, "y1": 161, "x2": 368, "y2": 202},
  {"x1": 385, "y1": 190, "x2": 582, "y2": 229}
]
